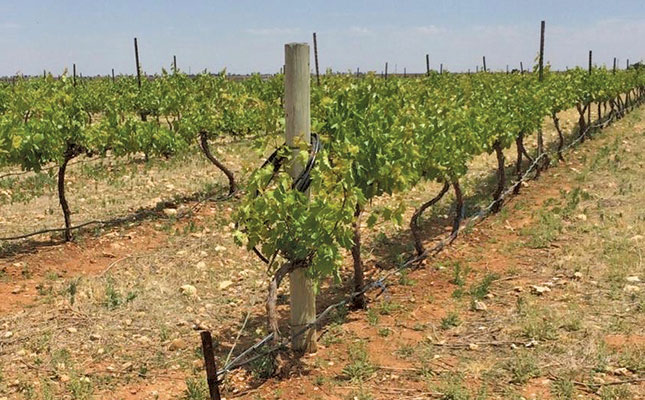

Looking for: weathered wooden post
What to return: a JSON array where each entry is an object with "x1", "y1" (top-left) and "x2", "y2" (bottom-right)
[
  {"x1": 200, "y1": 331, "x2": 221, "y2": 400},
  {"x1": 520, "y1": 61, "x2": 524, "y2": 74},
  {"x1": 482, "y1": 56, "x2": 487, "y2": 72},
  {"x1": 111, "y1": 68, "x2": 115, "y2": 83},
  {"x1": 588, "y1": 50, "x2": 592, "y2": 125},
  {"x1": 426, "y1": 54, "x2": 430, "y2": 76},
  {"x1": 73, "y1": 64, "x2": 77, "y2": 86},
  {"x1": 440, "y1": 63, "x2": 443, "y2": 74},
  {"x1": 385, "y1": 62, "x2": 388, "y2": 79},
  {"x1": 173, "y1": 55, "x2": 177, "y2": 72},
  {"x1": 313, "y1": 33, "x2": 320, "y2": 86},
  {"x1": 536, "y1": 20, "x2": 548, "y2": 173},
  {"x1": 284, "y1": 43, "x2": 317, "y2": 353},
  {"x1": 134, "y1": 37, "x2": 142, "y2": 89},
  {"x1": 613, "y1": 57, "x2": 617, "y2": 74}
]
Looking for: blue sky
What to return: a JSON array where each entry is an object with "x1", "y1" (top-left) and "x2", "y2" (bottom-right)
[{"x1": 0, "y1": 0, "x2": 643, "y2": 76}]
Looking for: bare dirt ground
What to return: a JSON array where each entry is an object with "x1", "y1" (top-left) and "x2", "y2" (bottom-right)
[{"x1": 0, "y1": 102, "x2": 642, "y2": 400}]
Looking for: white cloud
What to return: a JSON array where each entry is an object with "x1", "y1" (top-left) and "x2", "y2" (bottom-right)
[
  {"x1": 412, "y1": 25, "x2": 446, "y2": 35},
  {"x1": 348, "y1": 26, "x2": 373, "y2": 36},
  {"x1": 245, "y1": 27, "x2": 301, "y2": 36}
]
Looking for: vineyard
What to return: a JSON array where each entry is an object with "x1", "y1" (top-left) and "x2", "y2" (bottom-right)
[{"x1": 0, "y1": 36, "x2": 644, "y2": 400}]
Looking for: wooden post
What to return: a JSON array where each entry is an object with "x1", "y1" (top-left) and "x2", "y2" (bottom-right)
[
  {"x1": 284, "y1": 43, "x2": 316, "y2": 354},
  {"x1": 313, "y1": 33, "x2": 320, "y2": 86},
  {"x1": 134, "y1": 37, "x2": 142, "y2": 88},
  {"x1": 613, "y1": 57, "x2": 616, "y2": 74},
  {"x1": 356, "y1": 67, "x2": 359, "y2": 77},
  {"x1": 111, "y1": 68, "x2": 115, "y2": 83},
  {"x1": 627, "y1": 59, "x2": 630, "y2": 69},
  {"x1": 482, "y1": 56, "x2": 487, "y2": 72},
  {"x1": 173, "y1": 55, "x2": 177, "y2": 72},
  {"x1": 538, "y1": 20, "x2": 545, "y2": 81},
  {"x1": 440, "y1": 63, "x2": 443, "y2": 74},
  {"x1": 520, "y1": 61, "x2": 524, "y2": 74},
  {"x1": 588, "y1": 50, "x2": 592, "y2": 126},
  {"x1": 199, "y1": 331, "x2": 222, "y2": 400},
  {"x1": 506, "y1": 64, "x2": 509, "y2": 74},
  {"x1": 384, "y1": 62, "x2": 388, "y2": 79},
  {"x1": 536, "y1": 20, "x2": 547, "y2": 173},
  {"x1": 73, "y1": 64, "x2": 76, "y2": 86},
  {"x1": 476, "y1": 65, "x2": 479, "y2": 73},
  {"x1": 425, "y1": 54, "x2": 430, "y2": 76},
  {"x1": 403, "y1": 67, "x2": 406, "y2": 78}
]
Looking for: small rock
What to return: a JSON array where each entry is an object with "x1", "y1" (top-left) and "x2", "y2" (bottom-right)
[
  {"x1": 3, "y1": 331, "x2": 13, "y2": 338},
  {"x1": 218, "y1": 280, "x2": 233, "y2": 290},
  {"x1": 67, "y1": 327, "x2": 77, "y2": 334},
  {"x1": 624, "y1": 285, "x2": 640, "y2": 293},
  {"x1": 59, "y1": 374, "x2": 70, "y2": 383},
  {"x1": 163, "y1": 208, "x2": 177, "y2": 217},
  {"x1": 169, "y1": 338, "x2": 187, "y2": 351},
  {"x1": 214, "y1": 245, "x2": 227, "y2": 252},
  {"x1": 525, "y1": 340, "x2": 539, "y2": 348},
  {"x1": 531, "y1": 285, "x2": 551, "y2": 295},
  {"x1": 576, "y1": 214, "x2": 587, "y2": 221},
  {"x1": 573, "y1": 272, "x2": 583, "y2": 280},
  {"x1": 513, "y1": 286, "x2": 523, "y2": 293},
  {"x1": 468, "y1": 343, "x2": 479, "y2": 350},
  {"x1": 89, "y1": 333, "x2": 101, "y2": 341},
  {"x1": 180, "y1": 285, "x2": 197, "y2": 297},
  {"x1": 613, "y1": 367, "x2": 630, "y2": 376},
  {"x1": 11, "y1": 287, "x2": 22, "y2": 294},
  {"x1": 484, "y1": 293, "x2": 494, "y2": 299},
  {"x1": 195, "y1": 261, "x2": 206, "y2": 270},
  {"x1": 473, "y1": 301, "x2": 487, "y2": 311},
  {"x1": 626, "y1": 276, "x2": 641, "y2": 283}
]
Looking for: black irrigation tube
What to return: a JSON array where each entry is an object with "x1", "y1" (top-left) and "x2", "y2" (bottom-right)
[
  {"x1": 0, "y1": 189, "x2": 236, "y2": 242},
  {"x1": 249, "y1": 133, "x2": 322, "y2": 264},
  {"x1": 214, "y1": 94, "x2": 644, "y2": 379}
]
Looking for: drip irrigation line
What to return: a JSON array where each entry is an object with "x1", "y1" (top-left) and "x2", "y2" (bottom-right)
[{"x1": 0, "y1": 188, "x2": 235, "y2": 242}]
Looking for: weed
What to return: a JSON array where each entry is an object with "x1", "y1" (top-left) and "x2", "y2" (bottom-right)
[
  {"x1": 377, "y1": 328, "x2": 391, "y2": 337},
  {"x1": 440, "y1": 312, "x2": 461, "y2": 330},
  {"x1": 469, "y1": 273, "x2": 499, "y2": 300},
  {"x1": 435, "y1": 373, "x2": 470, "y2": 400},
  {"x1": 599, "y1": 385, "x2": 632, "y2": 400},
  {"x1": 519, "y1": 303, "x2": 558, "y2": 341},
  {"x1": 183, "y1": 378, "x2": 208, "y2": 400},
  {"x1": 366, "y1": 309, "x2": 379, "y2": 326},
  {"x1": 550, "y1": 377, "x2": 575, "y2": 399},
  {"x1": 450, "y1": 262, "x2": 470, "y2": 287},
  {"x1": 377, "y1": 300, "x2": 402, "y2": 315},
  {"x1": 249, "y1": 354, "x2": 275, "y2": 380},
  {"x1": 321, "y1": 323, "x2": 345, "y2": 346},
  {"x1": 505, "y1": 351, "x2": 540, "y2": 384},
  {"x1": 342, "y1": 341, "x2": 377, "y2": 382},
  {"x1": 521, "y1": 209, "x2": 563, "y2": 248},
  {"x1": 399, "y1": 269, "x2": 416, "y2": 286},
  {"x1": 395, "y1": 343, "x2": 414, "y2": 359},
  {"x1": 68, "y1": 376, "x2": 93, "y2": 400}
]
